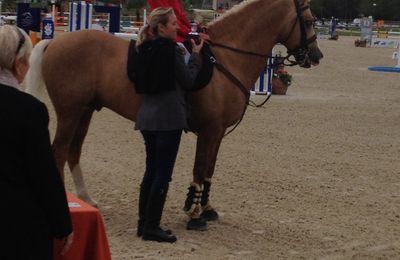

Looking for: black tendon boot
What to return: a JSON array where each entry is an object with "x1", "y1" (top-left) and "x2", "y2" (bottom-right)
[
  {"x1": 183, "y1": 182, "x2": 208, "y2": 231},
  {"x1": 200, "y1": 179, "x2": 219, "y2": 221},
  {"x1": 142, "y1": 184, "x2": 177, "y2": 243}
]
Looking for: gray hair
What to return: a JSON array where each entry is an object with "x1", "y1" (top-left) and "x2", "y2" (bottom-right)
[{"x1": 0, "y1": 25, "x2": 33, "y2": 71}]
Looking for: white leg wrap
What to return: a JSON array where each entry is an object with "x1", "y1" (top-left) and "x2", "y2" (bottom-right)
[{"x1": 71, "y1": 164, "x2": 98, "y2": 207}]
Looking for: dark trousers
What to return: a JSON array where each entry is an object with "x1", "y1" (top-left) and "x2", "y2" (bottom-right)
[{"x1": 140, "y1": 130, "x2": 182, "y2": 190}]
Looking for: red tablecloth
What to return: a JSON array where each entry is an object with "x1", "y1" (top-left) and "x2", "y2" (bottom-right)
[{"x1": 53, "y1": 193, "x2": 111, "y2": 260}]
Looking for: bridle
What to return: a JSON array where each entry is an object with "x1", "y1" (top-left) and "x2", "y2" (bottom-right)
[
  {"x1": 205, "y1": 0, "x2": 317, "y2": 136},
  {"x1": 281, "y1": 0, "x2": 317, "y2": 67},
  {"x1": 209, "y1": 0, "x2": 317, "y2": 66}
]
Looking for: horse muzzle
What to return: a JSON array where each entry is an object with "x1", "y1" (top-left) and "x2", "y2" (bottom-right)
[{"x1": 296, "y1": 46, "x2": 323, "y2": 68}]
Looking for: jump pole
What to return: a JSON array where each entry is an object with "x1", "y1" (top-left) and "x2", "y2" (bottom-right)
[
  {"x1": 51, "y1": 0, "x2": 56, "y2": 22},
  {"x1": 251, "y1": 55, "x2": 273, "y2": 95},
  {"x1": 0, "y1": 1, "x2": 2, "y2": 24},
  {"x1": 69, "y1": 1, "x2": 93, "y2": 32},
  {"x1": 368, "y1": 42, "x2": 400, "y2": 73}
]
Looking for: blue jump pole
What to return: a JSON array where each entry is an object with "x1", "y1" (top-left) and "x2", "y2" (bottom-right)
[{"x1": 368, "y1": 66, "x2": 400, "y2": 73}]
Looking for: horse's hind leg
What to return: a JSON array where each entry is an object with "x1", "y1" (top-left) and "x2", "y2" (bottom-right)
[
  {"x1": 184, "y1": 128, "x2": 225, "y2": 230},
  {"x1": 67, "y1": 108, "x2": 97, "y2": 207},
  {"x1": 52, "y1": 114, "x2": 80, "y2": 180}
]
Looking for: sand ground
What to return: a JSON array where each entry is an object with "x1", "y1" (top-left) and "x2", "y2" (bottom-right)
[{"x1": 45, "y1": 36, "x2": 400, "y2": 259}]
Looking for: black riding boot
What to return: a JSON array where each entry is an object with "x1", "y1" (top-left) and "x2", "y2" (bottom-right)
[
  {"x1": 142, "y1": 184, "x2": 177, "y2": 243},
  {"x1": 138, "y1": 183, "x2": 172, "y2": 237},
  {"x1": 137, "y1": 183, "x2": 150, "y2": 237}
]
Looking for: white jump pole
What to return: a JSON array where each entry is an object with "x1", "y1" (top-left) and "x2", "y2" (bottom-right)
[
  {"x1": 392, "y1": 42, "x2": 400, "y2": 68},
  {"x1": 69, "y1": 2, "x2": 76, "y2": 32},
  {"x1": 252, "y1": 54, "x2": 274, "y2": 95},
  {"x1": 51, "y1": 0, "x2": 55, "y2": 22},
  {"x1": 69, "y1": 1, "x2": 93, "y2": 32},
  {"x1": 0, "y1": 0, "x2": 3, "y2": 24},
  {"x1": 80, "y1": 1, "x2": 92, "y2": 30}
]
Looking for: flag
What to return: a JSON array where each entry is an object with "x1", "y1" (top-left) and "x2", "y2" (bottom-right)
[{"x1": 147, "y1": 0, "x2": 191, "y2": 42}]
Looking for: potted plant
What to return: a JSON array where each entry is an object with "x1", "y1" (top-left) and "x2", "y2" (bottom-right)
[{"x1": 272, "y1": 67, "x2": 293, "y2": 95}]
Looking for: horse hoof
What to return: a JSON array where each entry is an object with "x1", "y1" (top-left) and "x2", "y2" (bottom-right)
[
  {"x1": 201, "y1": 209, "x2": 219, "y2": 221},
  {"x1": 78, "y1": 195, "x2": 98, "y2": 208},
  {"x1": 186, "y1": 218, "x2": 208, "y2": 231}
]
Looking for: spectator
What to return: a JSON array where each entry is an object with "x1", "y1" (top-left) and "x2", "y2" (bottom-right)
[{"x1": 0, "y1": 25, "x2": 73, "y2": 260}]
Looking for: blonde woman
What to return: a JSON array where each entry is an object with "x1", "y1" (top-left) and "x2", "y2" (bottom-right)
[
  {"x1": 131, "y1": 7, "x2": 204, "y2": 243},
  {"x1": 0, "y1": 25, "x2": 73, "y2": 259}
]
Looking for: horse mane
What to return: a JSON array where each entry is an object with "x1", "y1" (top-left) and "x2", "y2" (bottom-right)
[{"x1": 206, "y1": 0, "x2": 290, "y2": 41}]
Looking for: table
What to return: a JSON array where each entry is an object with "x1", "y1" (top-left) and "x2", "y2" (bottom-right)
[{"x1": 53, "y1": 193, "x2": 112, "y2": 260}]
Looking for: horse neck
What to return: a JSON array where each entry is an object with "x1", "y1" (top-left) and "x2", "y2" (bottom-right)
[{"x1": 207, "y1": 0, "x2": 293, "y2": 89}]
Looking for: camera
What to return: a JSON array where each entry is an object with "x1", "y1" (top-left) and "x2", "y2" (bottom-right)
[{"x1": 188, "y1": 32, "x2": 201, "y2": 45}]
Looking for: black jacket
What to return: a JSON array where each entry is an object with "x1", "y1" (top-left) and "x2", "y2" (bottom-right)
[
  {"x1": 0, "y1": 83, "x2": 72, "y2": 260},
  {"x1": 133, "y1": 41, "x2": 202, "y2": 131},
  {"x1": 129, "y1": 37, "x2": 176, "y2": 94}
]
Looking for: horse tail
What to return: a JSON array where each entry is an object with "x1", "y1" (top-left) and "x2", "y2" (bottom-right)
[{"x1": 24, "y1": 39, "x2": 52, "y2": 100}]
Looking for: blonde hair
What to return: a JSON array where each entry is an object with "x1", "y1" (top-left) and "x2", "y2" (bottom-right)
[
  {"x1": 0, "y1": 25, "x2": 32, "y2": 71},
  {"x1": 136, "y1": 7, "x2": 174, "y2": 47}
]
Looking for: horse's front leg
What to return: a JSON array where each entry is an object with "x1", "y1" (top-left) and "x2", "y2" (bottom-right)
[{"x1": 184, "y1": 127, "x2": 225, "y2": 230}]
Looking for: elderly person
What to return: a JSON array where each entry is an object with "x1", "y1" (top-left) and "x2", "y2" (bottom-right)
[{"x1": 0, "y1": 25, "x2": 73, "y2": 259}]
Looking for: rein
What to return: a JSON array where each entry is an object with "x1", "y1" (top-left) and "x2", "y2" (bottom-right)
[
  {"x1": 209, "y1": 42, "x2": 269, "y2": 58},
  {"x1": 205, "y1": 0, "x2": 314, "y2": 136},
  {"x1": 205, "y1": 54, "x2": 251, "y2": 137},
  {"x1": 205, "y1": 52, "x2": 272, "y2": 137}
]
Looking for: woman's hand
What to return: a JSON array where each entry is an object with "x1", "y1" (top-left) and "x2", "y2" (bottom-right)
[
  {"x1": 60, "y1": 232, "x2": 74, "y2": 256},
  {"x1": 191, "y1": 38, "x2": 204, "y2": 54},
  {"x1": 199, "y1": 33, "x2": 210, "y2": 42}
]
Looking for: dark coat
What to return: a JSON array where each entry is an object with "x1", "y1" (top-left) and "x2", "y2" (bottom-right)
[
  {"x1": 129, "y1": 37, "x2": 176, "y2": 94},
  {"x1": 134, "y1": 39, "x2": 202, "y2": 131},
  {"x1": 0, "y1": 83, "x2": 72, "y2": 260}
]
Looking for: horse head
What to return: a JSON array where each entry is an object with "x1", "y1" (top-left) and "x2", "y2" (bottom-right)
[{"x1": 279, "y1": 0, "x2": 323, "y2": 68}]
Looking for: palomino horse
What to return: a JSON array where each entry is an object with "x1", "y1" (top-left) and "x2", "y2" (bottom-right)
[{"x1": 25, "y1": 0, "x2": 323, "y2": 230}]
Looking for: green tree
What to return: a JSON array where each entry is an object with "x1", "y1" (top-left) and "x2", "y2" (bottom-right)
[
  {"x1": 310, "y1": 0, "x2": 400, "y2": 20},
  {"x1": 2, "y1": 0, "x2": 17, "y2": 11}
]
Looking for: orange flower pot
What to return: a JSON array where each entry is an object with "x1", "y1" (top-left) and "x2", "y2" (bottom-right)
[{"x1": 272, "y1": 77, "x2": 289, "y2": 95}]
